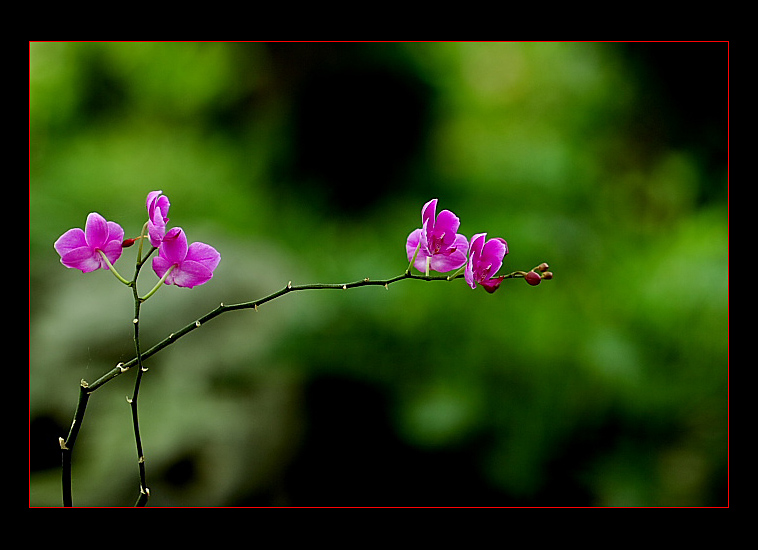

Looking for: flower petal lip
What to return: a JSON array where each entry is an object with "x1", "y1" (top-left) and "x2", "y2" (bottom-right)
[{"x1": 481, "y1": 275, "x2": 505, "y2": 293}]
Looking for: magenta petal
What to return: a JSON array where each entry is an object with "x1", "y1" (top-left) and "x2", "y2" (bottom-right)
[
  {"x1": 429, "y1": 251, "x2": 465, "y2": 273},
  {"x1": 54, "y1": 228, "x2": 87, "y2": 257},
  {"x1": 146, "y1": 190, "x2": 162, "y2": 212},
  {"x1": 155, "y1": 195, "x2": 170, "y2": 221},
  {"x1": 98, "y1": 221, "x2": 125, "y2": 268},
  {"x1": 61, "y1": 247, "x2": 101, "y2": 272},
  {"x1": 429, "y1": 232, "x2": 469, "y2": 272},
  {"x1": 100, "y1": 240, "x2": 124, "y2": 267},
  {"x1": 171, "y1": 260, "x2": 214, "y2": 288},
  {"x1": 421, "y1": 198, "x2": 438, "y2": 228},
  {"x1": 151, "y1": 255, "x2": 173, "y2": 280},
  {"x1": 106, "y1": 221, "x2": 124, "y2": 245},
  {"x1": 481, "y1": 238, "x2": 507, "y2": 277},
  {"x1": 406, "y1": 228, "x2": 421, "y2": 260},
  {"x1": 146, "y1": 191, "x2": 170, "y2": 247},
  {"x1": 161, "y1": 227, "x2": 188, "y2": 264},
  {"x1": 482, "y1": 237, "x2": 508, "y2": 260},
  {"x1": 406, "y1": 229, "x2": 431, "y2": 273},
  {"x1": 186, "y1": 242, "x2": 221, "y2": 272},
  {"x1": 465, "y1": 233, "x2": 486, "y2": 289},
  {"x1": 464, "y1": 262, "x2": 475, "y2": 289},
  {"x1": 469, "y1": 233, "x2": 486, "y2": 259},
  {"x1": 149, "y1": 196, "x2": 170, "y2": 226},
  {"x1": 85, "y1": 213, "x2": 109, "y2": 249},
  {"x1": 432, "y1": 209, "x2": 461, "y2": 247},
  {"x1": 148, "y1": 223, "x2": 165, "y2": 248}
]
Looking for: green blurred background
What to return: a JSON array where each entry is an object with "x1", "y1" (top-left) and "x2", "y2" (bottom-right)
[{"x1": 29, "y1": 42, "x2": 728, "y2": 507}]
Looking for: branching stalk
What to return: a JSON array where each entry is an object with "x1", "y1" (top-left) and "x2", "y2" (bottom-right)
[{"x1": 60, "y1": 266, "x2": 532, "y2": 506}]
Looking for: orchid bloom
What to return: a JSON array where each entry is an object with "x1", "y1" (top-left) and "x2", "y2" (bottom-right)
[
  {"x1": 146, "y1": 190, "x2": 171, "y2": 247},
  {"x1": 152, "y1": 227, "x2": 220, "y2": 288},
  {"x1": 54, "y1": 212, "x2": 125, "y2": 273},
  {"x1": 464, "y1": 232, "x2": 509, "y2": 293},
  {"x1": 406, "y1": 198, "x2": 469, "y2": 274}
]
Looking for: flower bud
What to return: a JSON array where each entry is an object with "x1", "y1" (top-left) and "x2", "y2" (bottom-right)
[
  {"x1": 122, "y1": 238, "x2": 138, "y2": 248},
  {"x1": 524, "y1": 271, "x2": 542, "y2": 286},
  {"x1": 536, "y1": 262, "x2": 550, "y2": 273}
]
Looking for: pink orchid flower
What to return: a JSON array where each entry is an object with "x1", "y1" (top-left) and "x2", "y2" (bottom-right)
[
  {"x1": 464, "y1": 232, "x2": 509, "y2": 293},
  {"x1": 152, "y1": 227, "x2": 220, "y2": 288},
  {"x1": 54, "y1": 212, "x2": 125, "y2": 273},
  {"x1": 406, "y1": 198, "x2": 469, "y2": 274},
  {"x1": 146, "y1": 190, "x2": 171, "y2": 247}
]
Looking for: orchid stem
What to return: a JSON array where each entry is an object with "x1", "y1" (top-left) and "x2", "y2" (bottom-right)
[
  {"x1": 406, "y1": 242, "x2": 421, "y2": 275},
  {"x1": 139, "y1": 265, "x2": 175, "y2": 302},
  {"x1": 61, "y1": 263, "x2": 548, "y2": 506},
  {"x1": 128, "y1": 235, "x2": 152, "y2": 506},
  {"x1": 97, "y1": 250, "x2": 131, "y2": 286},
  {"x1": 94, "y1": 268, "x2": 534, "y2": 381},
  {"x1": 447, "y1": 265, "x2": 466, "y2": 280},
  {"x1": 136, "y1": 222, "x2": 148, "y2": 264}
]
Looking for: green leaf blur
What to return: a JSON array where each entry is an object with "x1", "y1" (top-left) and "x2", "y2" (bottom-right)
[{"x1": 30, "y1": 42, "x2": 728, "y2": 507}]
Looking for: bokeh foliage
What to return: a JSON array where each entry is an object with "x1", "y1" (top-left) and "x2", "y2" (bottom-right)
[{"x1": 30, "y1": 42, "x2": 728, "y2": 506}]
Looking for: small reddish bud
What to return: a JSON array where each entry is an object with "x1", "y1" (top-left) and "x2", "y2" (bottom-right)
[
  {"x1": 524, "y1": 271, "x2": 542, "y2": 286},
  {"x1": 542, "y1": 271, "x2": 553, "y2": 280},
  {"x1": 536, "y1": 262, "x2": 550, "y2": 273},
  {"x1": 122, "y1": 238, "x2": 138, "y2": 248}
]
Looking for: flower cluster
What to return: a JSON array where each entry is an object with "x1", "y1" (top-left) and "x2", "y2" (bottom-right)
[
  {"x1": 54, "y1": 190, "x2": 220, "y2": 290},
  {"x1": 406, "y1": 198, "x2": 551, "y2": 293}
]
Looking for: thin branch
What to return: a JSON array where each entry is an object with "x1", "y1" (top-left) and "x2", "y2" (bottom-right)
[
  {"x1": 84, "y1": 269, "x2": 530, "y2": 391},
  {"x1": 127, "y1": 238, "x2": 151, "y2": 506},
  {"x1": 60, "y1": 381, "x2": 91, "y2": 507},
  {"x1": 59, "y1": 266, "x2": 534, "y2": 506}
]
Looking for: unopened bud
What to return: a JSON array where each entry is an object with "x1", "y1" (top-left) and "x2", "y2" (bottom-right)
[
  {"x1": 536, "y1": 262, "x2": 550, "y2": 273},
  {"x1": 524, "y1": 271, "x2": 542, "y2": 286},
  {"x1": 542, "y1": 271, "x2": 553, "y2": 280},
  {"x1": 122, "y1": 238, "x2": 137, "y2": 248}
]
